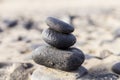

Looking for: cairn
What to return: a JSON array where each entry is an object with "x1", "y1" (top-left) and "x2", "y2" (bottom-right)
[{"x1": 31, "y1": 17, "x2": 86, "y2": 80}]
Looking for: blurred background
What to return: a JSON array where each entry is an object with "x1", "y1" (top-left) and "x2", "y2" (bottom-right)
[{"x1": 0, "y1": 0, "x2": 120, "y2": 63}]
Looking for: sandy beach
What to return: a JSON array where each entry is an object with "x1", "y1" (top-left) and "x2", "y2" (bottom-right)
[{"x1": 0, "y1": 0, "x2": 120, "y2": 80}]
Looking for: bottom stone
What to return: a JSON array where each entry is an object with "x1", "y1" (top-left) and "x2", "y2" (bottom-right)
[
  {"x1": 32, "y1": 45, "x2": 85, "y2": 71},
  {"x1": 31, "y1": 65, "x2": 88, "y2": 80}
]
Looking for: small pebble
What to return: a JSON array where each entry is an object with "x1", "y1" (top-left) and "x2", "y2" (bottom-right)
[
  {"x1": 19, "y1": 48, "x2": 30, "y2": 54},
  {"x1": 0, "y1": 28, "x2": 3, "y2": 32},
  {"x1": 32, "y1": 45, "x2": 85, "y2": 71},
  {"x1": 22, "y1": 63, "x2": 33, "y2": 69},
  {"x1": 23, "y1": 20, "x2": 34, "y2": 30},
  {"x1": 46, "y1": 17, "x2": 74, "y2": 34},
  {"x1": 0, "y1": 62, "x2": 12, "y2": 68},
  {"x1": 42, "y1": 28, "x2": 76, "y2": 49},
  {"x1": 16, "y1": 36, "x2": 31, "y2": 43},
  {"x1": 17, "y1": 36, "x2": 24, "y2": 41},
  {"x1": 112, "y1": 62, "x2": 120, "y2": 75},
  {"x1": 3, "y1": 19, "x2": 18, "y2": 28},
  {"x1": 25, "y1": 39, "x2": 31, "y2": 43}
]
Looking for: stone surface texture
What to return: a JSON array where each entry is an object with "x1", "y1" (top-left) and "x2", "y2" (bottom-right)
[
  {"x1": 32, "y1": 45, "x2": 85, "y2": 71},
  {"x1": 42, "y1": 28, "x2": 76, "y2": 49},
  {"x1": 46, "y1": 17, "x2": 74, "y2": 34}
]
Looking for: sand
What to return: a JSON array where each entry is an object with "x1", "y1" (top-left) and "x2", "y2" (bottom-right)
[{"x1": 0, "y1": 0, "x2": 120, "y2": 79}]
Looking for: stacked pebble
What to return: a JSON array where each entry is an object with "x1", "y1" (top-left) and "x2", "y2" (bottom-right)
[{"x1": 32, "y1": 17, "x2": 85, "y2": 71}]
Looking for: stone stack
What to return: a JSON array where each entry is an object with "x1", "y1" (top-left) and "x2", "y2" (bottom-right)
[{"x1": 31, "y1": 17, "x2": 86, "y2": 80}]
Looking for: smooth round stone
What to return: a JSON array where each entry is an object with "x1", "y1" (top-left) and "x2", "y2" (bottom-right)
[
  {"x1": 112, "y1": 62, "x2": 120, "y2": 74},
  {"x1": 42, "y1": 28, "x2": 76, "y2": 49},
  {"x1": 31, "y1": 65, "x2": 88, "y2": 80},
  {"x1": 46, "y1": 17, "x2": 74, "y2": 34},
  {"x1": 32, "y1": 45, "x2": 85, "y2": 71}
]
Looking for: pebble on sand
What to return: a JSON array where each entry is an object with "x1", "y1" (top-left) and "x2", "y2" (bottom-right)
[
  {"x1": 46, "y1": 17, "x2": 74, "y2": 34},
  {"x1": 3, "y1": 19, "x2": 18, "y2": 28}
]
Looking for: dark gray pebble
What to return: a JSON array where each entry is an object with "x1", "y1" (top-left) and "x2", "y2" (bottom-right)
[
  {"x1": 0, "y1": 62, "x2": 12, "y2": 68},
  {"x1": 23, "y1": 20, "x2": 34, "y2": 30},
  {"x1": 32, "y1": 45, "x2": 85, "y2": 71},
  {"x1": 3, "y1": 19, "x2": 18, "y2": 28},
  {"x1": 16, "y1": 36, "x2": 31, "y2": 43},
  {"x1": 46, "y1": 17, "x2": 74, "y2": 34},
  {"x1": 112, "y1": 62, "x2": 120, "y2": 75},
  {"x1": 0, "y1": 28, "x2": 3, "y2": 33},
  {"x1": 17, "y1": 36, "x2": 24, "y2": 41},
  {"x1": 42, "y1": 28, "x2": 76, "y2": 49},
  {"x1": 22, "y1": 63, "x2": 34, "y2": 69},
  {"x1": 25, "y1": 39, "x2": 31, "y2": 43}
]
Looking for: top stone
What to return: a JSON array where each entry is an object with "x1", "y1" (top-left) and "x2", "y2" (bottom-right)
[{"x1": 46, "y1": 17, "x2": 74, "y2": 34}]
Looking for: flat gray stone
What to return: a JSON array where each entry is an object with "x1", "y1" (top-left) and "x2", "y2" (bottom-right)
[
  {"x1": 46, "y1": 17, "x2": 74, "y2": 34},
  {"x1": 42, "y1": 28, "x2": 76, "y2": 49},
  {"x1": 31, "y1": 65, "x2": 88, "y2": 80},
  {"x1": 32, "y1": 45, "x2": 85, "y2": 71}
]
